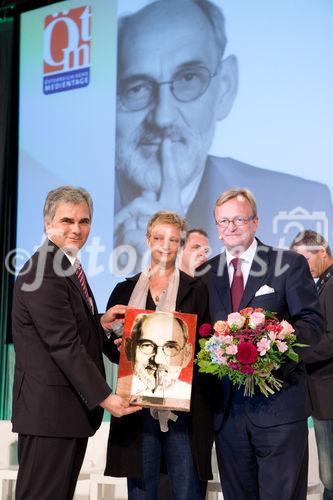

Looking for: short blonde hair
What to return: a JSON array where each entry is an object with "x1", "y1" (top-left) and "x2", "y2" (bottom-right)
[
  {"x1": 214, "y1": 188, "x2": 257, "y2": 217},
  {"x1": 146, "y1": 211, "x2": 188, "y2": 243}
]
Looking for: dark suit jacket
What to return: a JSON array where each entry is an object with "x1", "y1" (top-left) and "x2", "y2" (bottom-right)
[
  {"x1": 11, "y1": 239, "x2": 111, "y2": 437},
  {"x1": 200, "y1": 240, "x2": 323, "y2": 429},
  {"x1": 104, "y1": 271, "x2": 214, "y2": 481},
  {"x1": 307, "y1": 265, "x2": 333, "y2": 419},
  {"x1": 187, "y1": 156, "x2": 333, "y2": 256}
]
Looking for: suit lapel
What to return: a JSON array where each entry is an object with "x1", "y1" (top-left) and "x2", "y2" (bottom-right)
[
  {"x1": 211, "y1": 253, "x2": 232, "y2": 313},
  {"x1": 50, "y1": 242, "x2": 95, "y2": 316},
  {"x1": 71, "y1": 273, "x2": 96, "y2": 316},
  {"x1": 316, "y1": 265, "x2": 333, "y2": 296},
  {"x1": 239, "y1": 243, "x2": 270, "y2": 309},
  {"x1": 176, "y1": 272, "x2": 194, "y2": 308}
]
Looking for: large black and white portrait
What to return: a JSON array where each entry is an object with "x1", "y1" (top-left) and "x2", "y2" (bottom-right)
[{"x1": 114, "y1": 0, "x2": 333, "y2": 271}]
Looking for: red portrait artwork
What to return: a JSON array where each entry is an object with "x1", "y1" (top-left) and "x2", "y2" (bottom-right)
[{"x1": 116, "y1": 308, "x2": 197, "y2": 411}]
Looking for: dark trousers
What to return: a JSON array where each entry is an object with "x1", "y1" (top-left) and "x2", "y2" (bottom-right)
[
  {"x1": 215, "y1": 404, "x2": 309, "y2": 500},
  {"x1": 16, "y1": 434, "x2": 88, "y2": 500}
]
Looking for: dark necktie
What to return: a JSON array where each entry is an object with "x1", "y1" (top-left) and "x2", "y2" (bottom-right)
[
  {"x1": 74, "y1": 260, "x2": 90, "y2": 302},
  {"x1": 230, "y1": 257, "x2": 244, "y2": 312}
]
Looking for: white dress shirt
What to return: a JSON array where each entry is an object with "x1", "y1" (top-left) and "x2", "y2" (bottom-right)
[{"x1": 226, "y1": 238, "x2": 258, "y2": 287}]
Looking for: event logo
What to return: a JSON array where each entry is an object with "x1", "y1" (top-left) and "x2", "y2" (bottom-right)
[
  {"x1": 272, "y1": 206, "x2": 329, "y2": 248},
  {"x1": 43, "y1": 6, "x2": 91, "y2": 95}
]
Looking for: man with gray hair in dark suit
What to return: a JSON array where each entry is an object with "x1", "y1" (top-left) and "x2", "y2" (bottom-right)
[
  {"x1": 291, "y1": 230, "x2": 333, "y2": 500},
  {"x1": 11, "y1": 186, "x2": 140, "y2": 500}
]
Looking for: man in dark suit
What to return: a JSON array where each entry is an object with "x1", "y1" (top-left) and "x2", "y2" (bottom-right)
[
  {"x1": 291, "y1": 230, "x2": 333, "y2": 499},
  {"x1": 114, "y1": 0, "x2": 333, "y2": 269},
  {"x1": 199, "y1": 188, "x2": 323, "y2": 500},
  {"x1": 11, "y1": 186, "x2": 140, "y2": 500},
  {"x1": 179, "y1": 228, "x2": 211, "y2": 277}
]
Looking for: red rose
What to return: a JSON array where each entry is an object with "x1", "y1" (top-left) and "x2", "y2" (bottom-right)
[
  {"x1": 229, "y1": 362, "x2": 240, "y2": 370},
  {"x1": 266, "y1": 323, "x2": 282, "y2": 333},
  {"x1": 236, "y1": 342, "x2": 258, "y2": 364},
  {"x1": 240, "y1": 365, "x2": 255, "y2": 374},
  {"x1": 199, "y1": 323, "x2": 212, "y2": 337},
  {"x1": 240, "y1": 307, "x2": 254, "y2": 317}
]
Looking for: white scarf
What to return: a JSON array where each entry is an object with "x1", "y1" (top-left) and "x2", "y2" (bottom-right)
[
  {"x1": 128, "y1": 266, "x2": 180, "y2": 431},
  {"x1": 128, "y1": 266, "x2": 179, "y2": 311}
]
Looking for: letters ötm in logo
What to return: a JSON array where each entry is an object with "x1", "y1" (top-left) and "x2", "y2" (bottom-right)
[{"x1": 43, "y1": 6, "x2": 91, "y2": 74}]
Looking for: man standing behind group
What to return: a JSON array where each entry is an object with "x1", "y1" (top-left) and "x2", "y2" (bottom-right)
[
  {"x1": 114, "y1": 0, "x2": 333, "y2": 267},
  {"x1": 200, "y1": 188, "x2": 323, "y2": 500},
  {"x1": 11, "y1": 186, "x2": 140, "y2": 500},
  {"x1": 179, "y1": 229, "x2": 210, "y2": 277},
  {"x1": 291, "y1": 230, "x2": 333, "y2": 500}
]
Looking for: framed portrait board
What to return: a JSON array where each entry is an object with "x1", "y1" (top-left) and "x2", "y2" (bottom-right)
[{"x1": 116, "y1": 308, "x2": 197, "y2": 411}]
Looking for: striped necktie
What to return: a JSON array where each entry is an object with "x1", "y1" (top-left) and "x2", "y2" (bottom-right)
[{"x1": 74, "y1": 260, "x2": 90, "y2": 302}]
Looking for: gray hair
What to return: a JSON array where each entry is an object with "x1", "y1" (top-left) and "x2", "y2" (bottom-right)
[
  {"x1": 118, "y1": 0, "x2": 227, "y2": 66},
  {"x1": 43, "y1": 186, "x2": 93, "y2": 223},
  {"x1": 290, "y1": 230, "x2": 331, "y2": 257},
  {"x1": 193, "y1": 0, "x2": 227, "y2": 58}
]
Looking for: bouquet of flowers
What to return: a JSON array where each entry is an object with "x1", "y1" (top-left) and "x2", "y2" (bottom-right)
[{"x1": 196, "y1": 308, "x2": 306, "y2": 397}]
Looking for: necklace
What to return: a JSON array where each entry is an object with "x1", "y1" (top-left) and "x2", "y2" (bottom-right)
[{"x1": 155, "y1": 289, "x2": 166, "y2": 303}]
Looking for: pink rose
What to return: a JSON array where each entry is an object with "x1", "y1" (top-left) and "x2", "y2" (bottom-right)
[
  {"x1": 276, "y1": 340, "x2": 288, "y2": 353},
  {"x1": 257, "y1": 337, "x2": 271, "y2": 356},
  {"x1": 222, "y1": 335, "x2": 233, "y2": 345},
  {"x1": 248, "y1": 312, "x2": 266, "y2": 329},
  {"x1": 226, "y1": 344, "x2": 238, "y2": 355},
  {"x1": 214, "y1": 320, "x2": 230, "y2": 336},
  {"x1": 227, "y1": 312, "x2": 246, "y2": 329},
  {"x1": 278, "y1": 320, "x2": 295, "y2": 339},
  {"x1": 199, "y1": 323, "x2": 212, "y2": 337}
]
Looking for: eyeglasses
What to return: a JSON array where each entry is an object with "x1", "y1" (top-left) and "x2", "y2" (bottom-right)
[
  {"x1": 215, "y1": 216, "x2": 255, "y2": 228},
  {"x1": 137, "y1": 339, "x2": 183, "y2": 357},
  {"x1": 118, "y1": 66, "x2": 218, "y2": 112}
]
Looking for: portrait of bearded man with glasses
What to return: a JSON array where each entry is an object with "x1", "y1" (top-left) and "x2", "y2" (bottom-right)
[
  {"x1": 117, "y1": 311, "x2": 193, "y2": 405},
  {"x1": 114, "y1": 0, "x2": 333, "y2": 271}
]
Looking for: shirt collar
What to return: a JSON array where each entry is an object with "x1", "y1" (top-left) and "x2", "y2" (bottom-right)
[
  {"x1": 47, "y1": 237, "x2": 76, "y2": 266},
  {"x1": 226, "y1": 238, "x2": 258, "y2": 266}
]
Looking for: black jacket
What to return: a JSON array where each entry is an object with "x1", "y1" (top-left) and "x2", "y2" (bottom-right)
[
  {"x1": 307, "y1": 265, "x2": 333, "y2": 419},
  {"x1": 11, "y1": 240, "x2": 111, "y2": 437}
]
